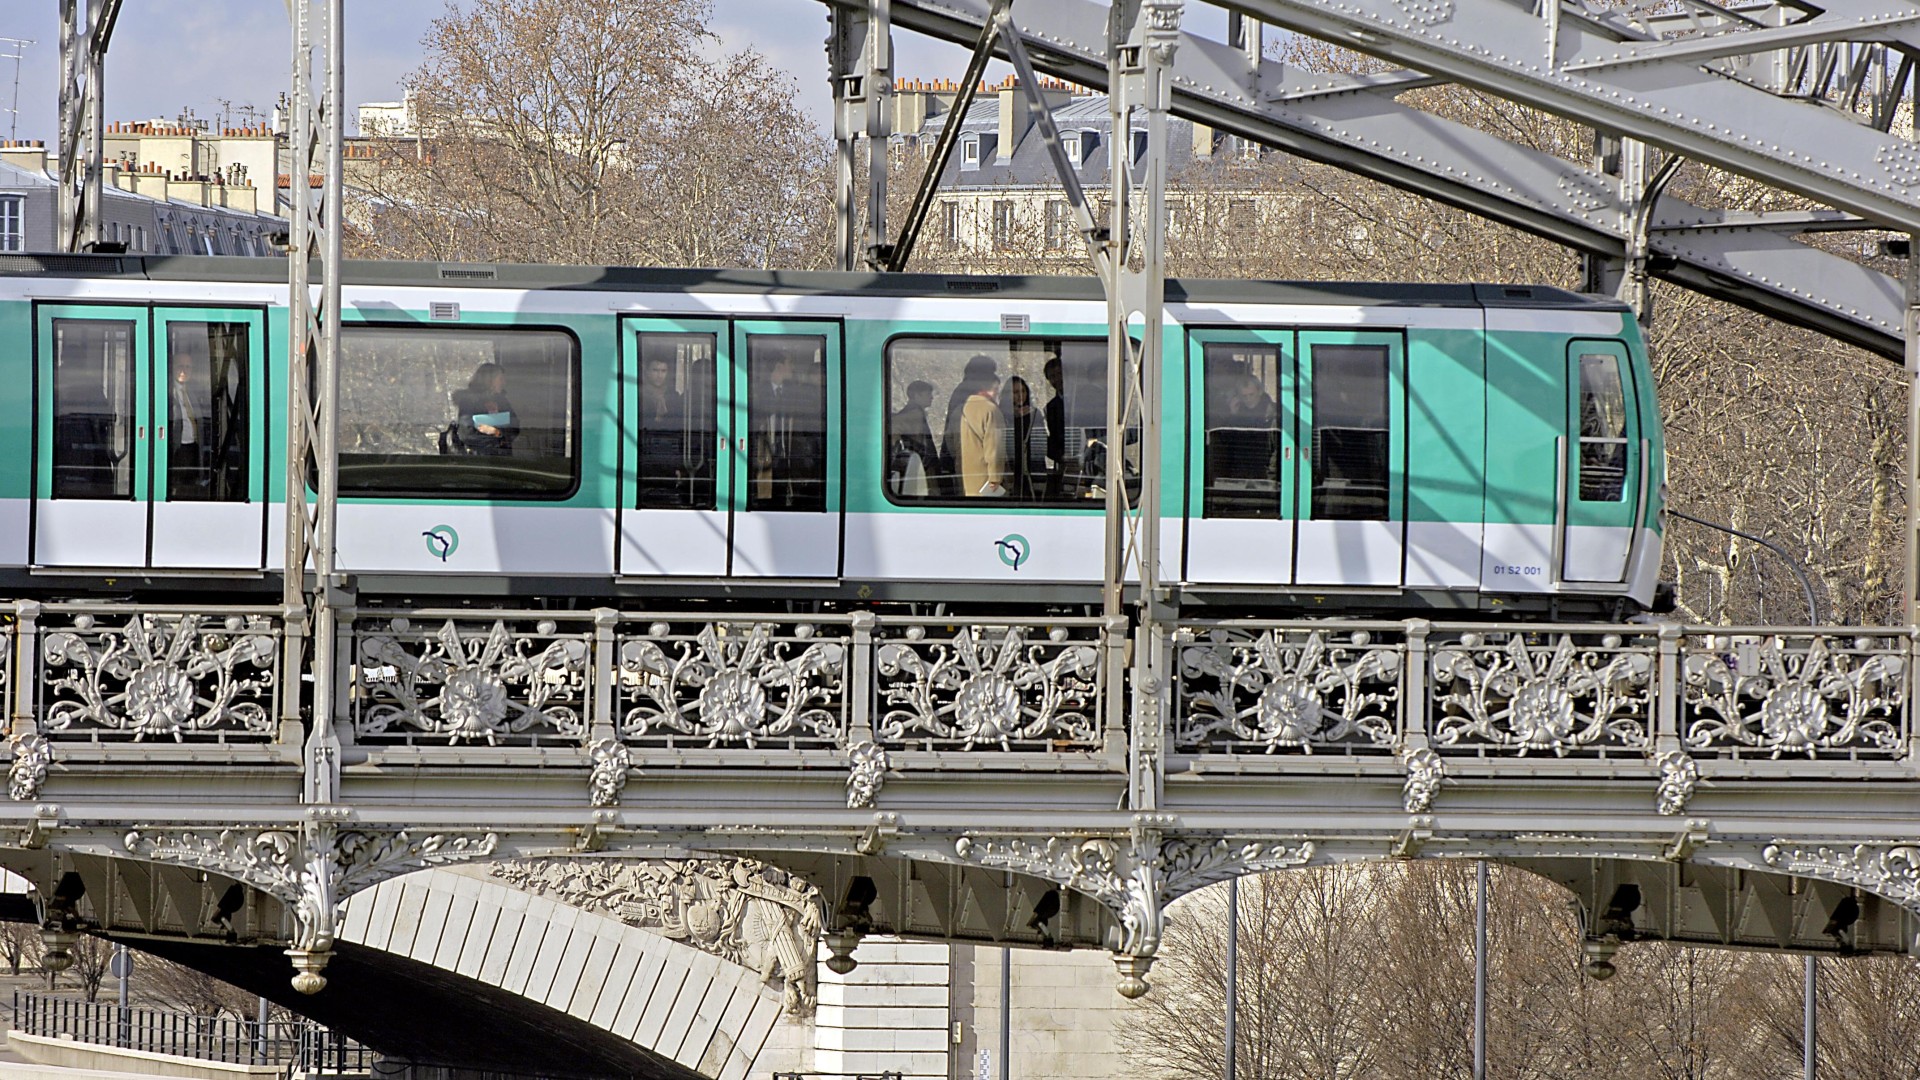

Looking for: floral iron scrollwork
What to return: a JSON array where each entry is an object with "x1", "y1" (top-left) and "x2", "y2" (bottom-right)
[
  {"x1": 41, "y1": 614, "x2": 277, "y2": 740},
  {"x1": 846, "y1": 741, "x2": 889, "y2": 809},
  {"x1": 618, "y1": 622, "x2": 846, "y2": 748},
  {"x1": 1762, "y1": 841, "x2": 1920, "y2": 911},
  {"x1": 587, "y1": 738, "x2": 630, "y2": 807},
  {"x1": 877, "y1": 625, "x2": 1100, "y2": 750},
  {"x1": 126, "y1": 823, "x2": 499, "y2": 993},
  {"x1": 355, "y1": 619, "x2": 589, "y2": 745},
  {"x1": 954, "y1": 828, "x2": 1318, "y2": 998},
  {"x1": 1401, "y1": 746, "x2": 1444, "y2": 813},
  {"x1": 1176, "y1": 630, "x2": 1401, "y2": 753},
  {"x1": 1683, "y1": 635, "x2": 1903, "y2": 757},
  {"x1": 1431, "y1": 633, "x2": 1651, "y2": 756},
  {"x1": 7, "y1": 734, "x2": 50, "y2": 802},
  {"x1": 1655, "y1": 750, "x2": 1698, "y2": 816}
]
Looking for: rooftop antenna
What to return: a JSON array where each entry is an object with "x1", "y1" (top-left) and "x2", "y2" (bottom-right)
[{"x1": 0, "y1": 38, "x2": 33, "y2": 142}]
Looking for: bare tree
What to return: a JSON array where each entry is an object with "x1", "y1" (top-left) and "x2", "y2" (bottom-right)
[
  {"x1": 0, "y1": 920, "x2": 38, "y2": 976},
  {"x1": 350, "y1": 0, "x2": 830, "y2": 270}
]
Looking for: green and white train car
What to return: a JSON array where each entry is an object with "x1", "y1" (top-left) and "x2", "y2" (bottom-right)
[{"x1": 0, "y1": 255, "x2": 1665, "y2": 614}]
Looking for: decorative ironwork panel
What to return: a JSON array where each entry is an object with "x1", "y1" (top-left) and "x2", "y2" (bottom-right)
[
  {"x1": 1174, "y1": 626, "x2": 1402, "y2": 755},
  {"x1": 353, "y1": 617, "x2": 591, "y2": 746},
  {"x1": 873, "y1": 620, "x2": 1104, "y2": 752},
  {"x1": 617, "y1": 619, "x2": 849, "y2": 750},
  {"x1": 38, "y1": 610, "x2": 280, "y2": 742},
  {"x1": 1431, "y1": 631, "x2": 1653, "y2": 757},
  {"x1": 1681, "y1": 632, "x2": 1906, "y2": 758}
]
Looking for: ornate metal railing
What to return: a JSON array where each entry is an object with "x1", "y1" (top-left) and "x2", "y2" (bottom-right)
[
  {"x1": 346, "y1": 610, "x2": 1124, "y2": 756},
  {"x1": 352, "y1": 612, "x2": 594, "y2": 748},
  {"x1": 1170, "y1": 620, "x2": 1914, "y2": 765},
  {"x1": 24, "y1": 602, "x2": 286, "y2": 746},
  {"x1": 2, "y1": 601, "x2": 1915, "y2": 812}
]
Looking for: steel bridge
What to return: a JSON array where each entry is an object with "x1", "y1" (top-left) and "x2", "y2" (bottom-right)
[{"x1": 20, "y1": 0, "x2": 1920, "y2": 1058}]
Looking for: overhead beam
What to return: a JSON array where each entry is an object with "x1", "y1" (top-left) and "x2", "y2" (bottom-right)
[
  {"x1": 870, "y1": 0, "x2": 1905, "y2": 356},
  {"x1": 1238, "y1": 0, "x2": 1920, "y2": 232}
]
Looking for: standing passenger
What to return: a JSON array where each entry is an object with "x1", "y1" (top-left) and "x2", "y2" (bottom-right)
[
  {"x1": 1042, "y1": 356, "x2": 1066, "y2": 499},
  {"x1": 955, "y1": 357, "x2": 1007, "y2": 497},
  {"x1": 890, "y1": 380, "x2": 939, "y2": 498}
]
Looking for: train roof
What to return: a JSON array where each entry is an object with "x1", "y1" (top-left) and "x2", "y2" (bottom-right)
[{"x1": 0, "y1": 253, "x2": 1630, "y2": 312}]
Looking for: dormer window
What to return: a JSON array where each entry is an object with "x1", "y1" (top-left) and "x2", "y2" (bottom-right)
[
  {"x1": 1064, "y1": 133, "x2": 1081, "y2": 166},
  {"x1": 961, "y1": 135, "x2": 980, "y2": 171}
]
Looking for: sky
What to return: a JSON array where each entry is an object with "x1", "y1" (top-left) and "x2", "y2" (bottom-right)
[{"x1": 0, "y1": 1, "x2": 996, "y2": 143}]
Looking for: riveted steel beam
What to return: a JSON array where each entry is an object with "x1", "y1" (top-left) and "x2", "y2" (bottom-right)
[
  {"x1": 1237, "y1": 0, "x2": 1920, "y2": 232},
  {"x1": 875, "y1": 0, "x2": 1905, "y2": 355}
]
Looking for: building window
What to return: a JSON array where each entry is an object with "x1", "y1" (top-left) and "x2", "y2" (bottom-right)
[
  {"x1": 1229, "y1": 199, "x2": 1257, "y2": 234},
  {"x1": 961, "y1": 136, "x2": 980, "y2": 171},
  {"x1": 1064, "y1": 134, "x2": 1081, "y2": 166},
  {"x1": 1044, "y1": 200, "x2": 1073, "y2": 250},
  {"x1": 941, "y1": 201, "x2": 959, "y2": 244},
  {"x1": 0, "y1": 195, "x2": 21, "y2": 251},
  {"x1": 991, "y1": 200, "x2": 1015, "y2": 248}
]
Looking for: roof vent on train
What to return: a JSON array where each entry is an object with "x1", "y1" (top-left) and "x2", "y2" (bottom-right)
[
  {"x1": 0, "y1": 254, "x2": 125, "y2": 275},
  {"x1": 438, "y1": 264, "x2": 497, "y2": 281},
  {"x1": 1502, "y1": 287, "x2": 1534, "y2": 299},
  {"x1": 946, "y1": 279, "x2": 999, "y2": 293}
]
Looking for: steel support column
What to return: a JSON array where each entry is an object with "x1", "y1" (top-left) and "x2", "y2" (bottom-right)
[
  {"x1": 830, "y1": 0, "x2": 896, "y2": 271},
  {"x1": 283, "y1": 0, "x2": 346, "y2": 997},
  {"x1": 54, "y1": 0, "x2": 120, "y2": 252}
]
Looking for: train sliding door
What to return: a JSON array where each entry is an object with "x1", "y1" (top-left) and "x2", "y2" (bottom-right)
[
  {"x1": 149, "y1": 309, "x2": 269, "y2": 567},
  {"x1": 1560, "y1": 341, "x2": 1642, "y2": 582},
  {"x1": 33, "y1": 304, "x2": 268, "y2": 570},
  {"x1": 1184, "y1": 330, "x2": 1296, "y2": 584},
  {"x1": 617, "y1": 317, "x2": 730, "y2": 576},
  {"x1": 616, "y1": 318, "x2": 842, "y2": 579},
  {"x1": 728, "y1": 321, "x2": 841, "y2": 578},
  {"x1": 1294, "y1": 331, "x2": 1405, "y2": 586}
]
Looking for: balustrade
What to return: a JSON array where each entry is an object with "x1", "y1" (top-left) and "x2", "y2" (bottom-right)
[{"x1": 1, "y1": 602, "x2": 1913, "y2": 806}]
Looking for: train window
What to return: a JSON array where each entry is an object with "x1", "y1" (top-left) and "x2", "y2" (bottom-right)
[
  {"x1": 884, "y1": 336, "x2": 1132, "y2": 504},
  {"x1": 1577, "y1": 352, "x2": 1629, "y2": 502},
  {"x1": 746, "y1": 334, "x2": 828, "y2": 512},
  {"x1": 1309, "y1": 344, "x2": 1389, "y2": 521},
  {"x1": 336, "y1": 326, "x2": 577, "y2": 498},
  {"x1": 1202, "y1": 342, "x2": 1283, "y2": 519},
  {"x1": 165, "y1": 322, "x2": 250, "y2": 504},
  {"x1": 50, "y1": 319, "x2": 136, "y2": 500},
  {"x1": 635, "y1": 332, "x2": 717, "y2": 511}
]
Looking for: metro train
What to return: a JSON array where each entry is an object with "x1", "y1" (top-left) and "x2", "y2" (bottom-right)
[{"x1": 0, "y1": 254, "x2": 1665, "y2": 614}]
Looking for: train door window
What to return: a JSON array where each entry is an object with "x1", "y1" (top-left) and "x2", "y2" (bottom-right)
[
  {"x1": 337, "y1": 326, "x2": 578, "y2": 497},
  {"x1": 50, "y1": 318, "x2": 136, "y2": 500},
  {"x1": 1576, "y1": 352, "x2": 1629, "y2": 502},
  {"x1": 746, "y1": 334, "x2": 828, "y2": 512},
  {"x1": 884, "y1": 336, "x2": 1128, "y2": 504},
  {"x1": 1202, "y1": 341, "x2": 1283, "y2": 519},
  {"x1": 164, "y1": 321, "x2": 250, "y2": 503},
  {"x1": 635, "y1": 332, "x2": 718, "y2": 510},
  {"x1": 1308, "y1": 344, "x2": 1389, "y2": 520}
]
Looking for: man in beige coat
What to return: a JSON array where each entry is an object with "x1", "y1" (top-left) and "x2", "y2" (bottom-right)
[{"x1": 952, "y1": 355, "x2": 1007, "y2": 496}]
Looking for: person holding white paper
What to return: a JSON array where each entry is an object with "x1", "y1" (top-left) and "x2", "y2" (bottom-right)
[{"x1": 453, "y1": 362, "x2": 519, "y2": 456}]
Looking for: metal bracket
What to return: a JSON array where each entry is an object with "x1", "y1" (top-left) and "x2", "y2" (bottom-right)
[
  {"x1": 1392, "y1": 815, "x2": 1436, "y2": 859},
  {"x1": 1664, "y1": 819, "x2": 1711, "y2": 862}
]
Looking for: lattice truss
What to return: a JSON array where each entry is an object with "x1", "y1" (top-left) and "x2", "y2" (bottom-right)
[{"x1": 862, "y1": 0, "x2": 1920, "y2": 357}]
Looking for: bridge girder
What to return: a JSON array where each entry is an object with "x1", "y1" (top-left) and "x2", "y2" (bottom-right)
[{"x1": 862, "y1": 0, "x2": 1912, "y2": 356}]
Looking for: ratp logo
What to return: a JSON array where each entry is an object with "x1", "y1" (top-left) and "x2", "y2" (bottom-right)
[
  {"x1": 422, "y1": 525, "x2": 460, "y2": 562},
  {"x1": 994, "y1": 533, "x2": 1029, "y2": 571}
]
